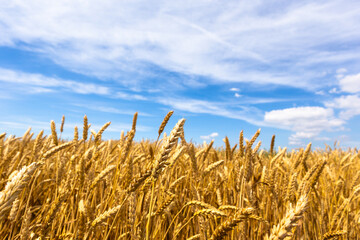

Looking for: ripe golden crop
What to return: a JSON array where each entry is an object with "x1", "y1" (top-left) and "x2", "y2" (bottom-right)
[{"x1": 0, "y1": 112, "x2": 358, "y2": 239}]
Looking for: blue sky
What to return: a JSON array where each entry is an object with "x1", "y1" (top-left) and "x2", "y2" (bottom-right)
[{"x1": 1, "y1": 0, "x2": 360, "y2": 149}]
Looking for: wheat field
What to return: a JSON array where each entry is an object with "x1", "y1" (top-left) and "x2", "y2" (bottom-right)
[{"x1": 0, "y1": 112, "x2": 359, "y2": 239}]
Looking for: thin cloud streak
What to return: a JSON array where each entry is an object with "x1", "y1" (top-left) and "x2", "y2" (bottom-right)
[
  {"x1": 0, "y1": 67, "x2": 152, "y2": 101},
  {"x1": 156, "y1": 97, "x2": 265, "y2": 126},
  {"x1": 72, "y1": 103, "x2": 152, "y2": 117},
  {"x1": 0, "y1": 67, "x2": 110, "y2": 95}
]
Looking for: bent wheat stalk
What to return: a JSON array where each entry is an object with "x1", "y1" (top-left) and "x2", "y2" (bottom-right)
[
  {"x1": 0, "y1": 162, "x2": 41, "y2": 219},
  {"x1": 266, "y1": 194, "x2": 308, "y2": 240}
]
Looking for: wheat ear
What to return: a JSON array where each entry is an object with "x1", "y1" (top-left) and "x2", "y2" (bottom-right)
[
  {"x1": 323, "y1": 230, "x2": 346, "y2": 240},
  {"x1": 42, "y1": 141, "x2": 73, "y2": 159},
  {"x1": 0, "y1": 162, "x2": 41, "y2": 219},
  {"x1": 50, "y1": 120, "x2": 58, "y2": 146},
  {"x1": 74, "y1": 126, "x2": 79, "y2": 142},
  {"x1": 266, "y1": 194, "x2": 308, "y2": 240},
  {"x1": 239, "y1": 130, "x2": 244, "y2": 157},
  {"x1": 94, "y1": 121, "x2": 111, "y2": 144},
  {"x1": 83, "y1": 115, "x2": 88, "y2": 141},
  {"x1": 203, "y1": 160, "x2": 224, "y2": 176},
  {"x1": 132, "y1": 112, "x2": 138, "y2": 131},
  {"x1": 152, "y1": 118, "x2": 186, "y2": 180},
  {"x1": 60, "y1": 115, "x2": 65, "y2": 133},
  {"x1": 90, "y1": 164, "x2": 116, "y2": 190},
  {"x1": 157, "y1": 110, "x2": 174, "y2": 140},
  {"x1": 210, "y1": 208, "x2": 256, "y2": 240},
  {"x1": 186, "y1": 234, "x2": 201, "y2": 240},
  {"x1": 270, "y1": 134, "x2": 275, "y2": 155}
]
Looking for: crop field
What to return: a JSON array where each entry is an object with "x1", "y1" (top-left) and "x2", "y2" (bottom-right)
[{"x1": 0, "y1": 112, "x2": 359, "y2": 239}]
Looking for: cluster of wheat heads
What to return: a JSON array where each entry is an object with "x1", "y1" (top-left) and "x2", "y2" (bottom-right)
[{"x1": 0, "y1": 112, "x2": 359, "y2": 240}]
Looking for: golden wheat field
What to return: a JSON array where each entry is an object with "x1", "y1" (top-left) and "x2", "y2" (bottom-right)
[{"x1": 0, "y1": 111, "x2": 359, "y2": 240}]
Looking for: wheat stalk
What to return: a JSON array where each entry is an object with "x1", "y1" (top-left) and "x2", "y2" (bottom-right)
[
  {"x1": 266, "y1": 194, "x2": 308, "y2": 240},
  {"x1": 0, "y1": 162, "x2": 41, "y2": 220},
  {"x1": 157, "y1": 110, "x2": 174, "y2": 139}
]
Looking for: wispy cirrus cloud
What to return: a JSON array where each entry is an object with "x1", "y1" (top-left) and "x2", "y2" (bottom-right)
[
  {"x1": 0, "y1": 67, "x2": 150, "y2": 102},
  {"x1": 114, "y1": 91, "x2": 148, "y2": 101},
  {"x1": 0, "y1": 67, "x2": 110, "y2": 95},
  {"x1": 72, "y1": 103, "x2": 151, "y2": 117},
  {"x1": 0, "y1": 120, "x2": 49, "y2": 132},
  {"x1": 156, "y1": 97, "x2": 264, "y2": 126},
  {"x1": 0, "y1": 1, "x2": 359, "y2": 90}
]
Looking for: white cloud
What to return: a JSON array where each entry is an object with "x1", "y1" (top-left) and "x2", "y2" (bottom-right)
[
  {"x1": 339, "y1": 73, "x2": 360, "y2": 93},
  {"x1": 114, "y1": 91, "x2": 147, "y2": 101},
  {"x1": 264, "y1": 106, "x2": 344, "y2": 145},
  {"x1": 72, "y1": 103, "x2": 152, "y2": 117},
  {"x1": 288, "y1": 132, "x2": 316, "y2": 146},
  {"x1": 200, "y1": 132, "x2": 219, "y2": 140},
  {"x1": 156, "y1": 97, "x2": 264, "y2": 126},
  {"x1": 230, "y1": 88, "x2": 240, "y2": 92},
  {"x1": 337, "y1": 68, "x2": 347, "y2": 74},
  {"x1": 234, "y1": 93, "x2": 241, "y2": 98},
  {"x1": 329, "y1": 88, "x2": 339, "y2": 94},
  {"x1": 0, "y1": 67, "x2": 110, "y2": 95},
  {"x1": 29, "y1": 87, "x2": 55, "y2": 93},
  {"x1": 0, "y1": 120, "x2": 49, "y2": 131},
  {"x1": 336, "y1": 68, "x2": 348, "y2": 79},
  {"x1": 325, "y1": 94, "x2": 360, "y2": 119},
  {"x1": 0, "y1": 1, "x2": 359, "y2": 89}
]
